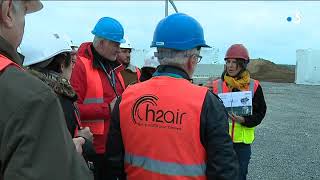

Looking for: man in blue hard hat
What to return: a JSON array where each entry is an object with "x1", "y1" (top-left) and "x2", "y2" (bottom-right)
[
  {"x1": 105, "y1": 13, "x2": 239, "y2": 180},
  {"x1": 70, "y1": 17, "x2": 126, "y2": 180}
]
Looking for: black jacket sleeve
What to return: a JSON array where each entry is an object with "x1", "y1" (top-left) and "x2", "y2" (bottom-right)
[
  {"x1": 58, "y1": 95, "x2": 77, "y2": 137},
  {"x1": 105, "y1": 97, "x2": 126, "y2": 180},
  {"x1": 241, "y1": 84, "x2": 267, "y2": 128},
  {"x1": 200, "y1": 91, "x2": 239, "y2": 180}
]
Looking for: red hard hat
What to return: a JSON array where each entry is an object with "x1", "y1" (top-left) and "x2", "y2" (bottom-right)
[{"x1": 225, "y1": 44, "x2": 249, "y2": 62}]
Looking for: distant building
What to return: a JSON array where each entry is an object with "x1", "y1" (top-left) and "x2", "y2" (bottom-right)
[
  {"x1": 193, "y1": 64, "x2": 224, "y2": 85},
  {"x1": 296, "y1": 49, "x2": 320, "y2": 85},
  {"x1": 132, "y1": 47, "x2": 220, "y2": 68},
  {"x1": 200, "y1": 47, "x2": 220, "y2": 64}
]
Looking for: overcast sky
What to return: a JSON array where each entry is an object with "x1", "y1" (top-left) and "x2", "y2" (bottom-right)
[{"x1": 24, "y1": 1, "x2": 320, "y2": 65}]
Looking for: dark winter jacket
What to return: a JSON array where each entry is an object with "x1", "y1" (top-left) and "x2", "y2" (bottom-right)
[
  {"x1": 28, "y1": 69, "x2": 96, "y2": 162},
  {"x1": 0, "y1": 36, "x2": 93, "y2": 180}
]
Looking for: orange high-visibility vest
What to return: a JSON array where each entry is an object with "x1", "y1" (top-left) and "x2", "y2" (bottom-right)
[
  {"x1": 120, "y1": 76, "x2": 208, "y2": 180},
  {"x1": 0, "y1": 55, "x2": 21, "y2": 72},
  {"x1": 212, "y1": 78, "x2": 259, "y2": 144},
  {"x1": 136, "y1": 67, "x2": 141, "y2": 82},
  {"x1": 79, "y1": 57, "x2": 125, "y2": 135}
]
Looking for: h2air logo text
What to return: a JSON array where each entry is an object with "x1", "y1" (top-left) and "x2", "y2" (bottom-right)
[{"x1": 131, "y1": 95, "x2": 186, "y2": 130}]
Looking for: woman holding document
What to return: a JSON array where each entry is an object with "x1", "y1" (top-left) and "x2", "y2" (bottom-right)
[{"x1": 209, "y1": 44, "x2": 267, "y2": 180}]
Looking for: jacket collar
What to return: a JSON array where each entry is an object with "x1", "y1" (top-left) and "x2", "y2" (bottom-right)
[
  {"x1": 28, "y1": 69, "x2": 77, "y2": 101},
  {"x1": 90, "y1": 44, "x2": 121, "y2": 71},
  {"x1": 154, "y1": 65, "x2": 191, "y2": 80},
  {"x1": 126, "y1": 64, "x2": 138, "y2": 72},
  {"x1": 77, "y1": 42, "x2": 124, "y2": 73},
  {"x1": 0, "y1": 36, "x2": 24, "y2": 65}
]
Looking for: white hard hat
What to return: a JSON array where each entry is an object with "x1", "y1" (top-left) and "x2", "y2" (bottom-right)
[
  {"x1": 20, "y1": 32, "x2": 72, "y2": 67},
  {"x1": 61, "y1": 33, "x2": 78, "y2": 49},
  {"x1": 143, "y1": 48, "x2": 160, "y2": 68},
  {"x1": 120, "y1": 36, "x2": 133, "y2": 49}
]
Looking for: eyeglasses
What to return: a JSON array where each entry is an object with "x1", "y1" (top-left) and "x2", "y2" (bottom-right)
[{"x1": 194, "y1": 54, "x2": 202, "y2": 63}]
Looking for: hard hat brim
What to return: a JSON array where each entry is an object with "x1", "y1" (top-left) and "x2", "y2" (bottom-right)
[
  {"x1": 201, "y1": 44, "x2": 211, "y2": 48},
  {"x1": 23, "y1": 49, "x2": 72, "y2": 67},
  {"x1": 91, "y1": 30, "x2": 126, "y2": 44},
  {"x1": 150, "y1": 42, "x2": 211, "y2": 51}
]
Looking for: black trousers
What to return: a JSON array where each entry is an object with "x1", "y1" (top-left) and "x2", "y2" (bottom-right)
[
  {"x1": 93, "y1": 154, "x2": 106, "y2": 180},
  {"x1": 233, "y1": 143, "x2": 252, "y2": 180}
]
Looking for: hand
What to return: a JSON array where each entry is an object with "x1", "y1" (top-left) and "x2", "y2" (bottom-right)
[
  {"x1": 73, "y1": 137, "x2": 85, "y2": 154},
  {"x1": 109, "y1": 97, "x2": 118, "y2": 113},
  {"x1": 228, "y1": 113, "x2": 245, "y2": 123},
  {"x1": 77, "y1": 127, "x2": 93, "y2": 142}
]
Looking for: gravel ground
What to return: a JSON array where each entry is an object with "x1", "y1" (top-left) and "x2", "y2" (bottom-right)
[{"x1": 248, "y1": 82, "x2": 320, "y2": 180}]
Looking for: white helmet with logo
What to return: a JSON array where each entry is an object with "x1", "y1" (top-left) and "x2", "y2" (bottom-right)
[
  {"x1": 120, "y1": 36, "x2": 133, "y2": 49},
  {"x1": 143, "y1": 48, "x2": 160, "y2": 68},
  {"x1": 20, "y1": 32, "x2": 72, "y2": 67}
]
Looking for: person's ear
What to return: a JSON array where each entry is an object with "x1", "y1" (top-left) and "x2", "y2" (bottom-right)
[
  {"x1": 1, "y1": 0, "x2": 15, "y2": 28},
  {"x1": 187, "y1": 55, "x2": 197, "y2": 70},
  {"x1": 60, "y1": 63, "x2": 65, "y2": 73}
]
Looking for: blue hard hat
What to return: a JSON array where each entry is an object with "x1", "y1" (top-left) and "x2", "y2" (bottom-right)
[
  {"x1": 151, "y1": 13, "x2": 211, "y2": 51},
  {"x1": 91, "y1": 17, "x2": 125, "y2": 43}
]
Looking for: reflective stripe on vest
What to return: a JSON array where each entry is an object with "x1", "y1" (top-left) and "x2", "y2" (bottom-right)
[
  {"x1": 0, "y1": 55, "x2": 21, "y2": 72},
  {"x1": 80, "y1": 57, "x2": 105, "y2": 135},
  {"x1": 120, "y1": 76, "x2": 207, "y2": 179},
  {"x1": 212, "y1": 78, "x2": 259, "y2": 144},
  {"x1": 125, "y1": 153, "x2": 206, "y2": 177},
  {"x1": 83, "y1": 97, "x2": 104, "y2": 104}
]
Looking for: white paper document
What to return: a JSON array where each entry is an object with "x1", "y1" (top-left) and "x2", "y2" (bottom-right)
[{"x1": 218, "y1": 91, "x2": 253, "y2": 116}]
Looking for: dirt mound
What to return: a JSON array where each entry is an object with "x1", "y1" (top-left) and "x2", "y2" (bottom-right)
[{"x1": 247, "y1": 59, "x2": 295, "y2": 83}]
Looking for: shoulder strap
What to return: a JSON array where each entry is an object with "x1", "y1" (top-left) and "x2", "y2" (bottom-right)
[
  {"x1": 217, "y1": 79, "x2": 223, "y2": 94},
  {"x1": 0, "y1": 55, "x2": 21, "y2": 72},
  {"x1": 249, "y1": 79, "x2": 255, "y2": 98}
]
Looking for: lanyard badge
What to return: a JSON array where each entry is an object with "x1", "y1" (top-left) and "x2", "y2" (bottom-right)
[{"x1": 98, "y1": 60, "x2": 119, "y2": 98}]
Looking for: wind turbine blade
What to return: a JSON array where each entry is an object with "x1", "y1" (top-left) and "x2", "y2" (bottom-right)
[{"x1": 169, "y1": 0, "x2": 178, "y2": 13}]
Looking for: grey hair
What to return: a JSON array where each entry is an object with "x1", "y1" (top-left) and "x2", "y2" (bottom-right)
[
  {"x1": 0, "y1": 0, "x2": 22, "y2": 13},
  {"x1": 12, "y1": 0, "x2": 23, "y2": 13},
  {"x1": 92, "y1": 36, "x2": 105, "y2": 47},
  {"x1": 156, "y1": 48, "x2": 200, "y2": 66}
]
